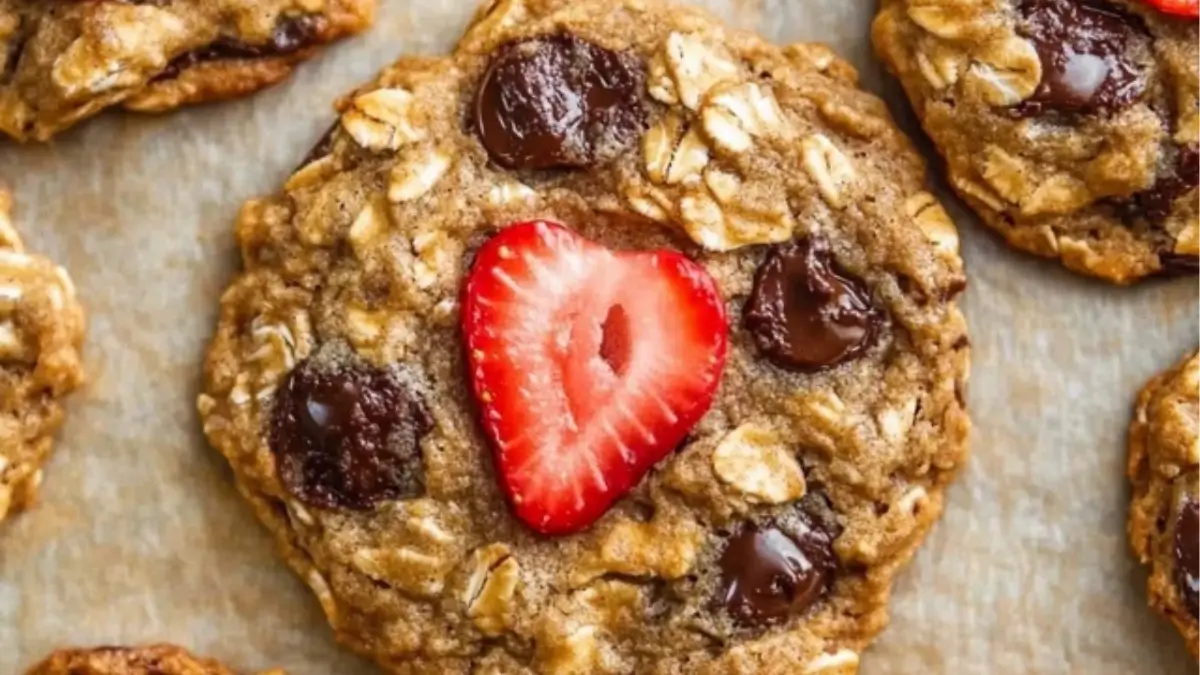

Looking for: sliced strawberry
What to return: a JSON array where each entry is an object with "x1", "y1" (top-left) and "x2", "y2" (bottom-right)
[
  {"x1": 463, "y1": 220, "x2": 728, "y2": 535},
  {"x1": 1142, "y1": 0, "x2": 1198, "y2": 17}
]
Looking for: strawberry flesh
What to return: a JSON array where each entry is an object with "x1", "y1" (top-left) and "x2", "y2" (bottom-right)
[{"x1": 463, "y1": 220, "x2": 728, "y2": 535}]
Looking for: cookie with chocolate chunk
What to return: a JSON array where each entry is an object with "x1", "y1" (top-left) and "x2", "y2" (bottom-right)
[
  {"x1": 873, "y1": 0, "x2": 1199, "y2": 283},
  {"x1": 198, "y1": 0, "x2": 970, "y2": 672},
  {"x1": 0, "y1": 0, "x2": 374, "y2": 142},
  {"x1": 1128, "y1": 351, "x2": 1199, "y2": 657},
  {"x1": 0, "y1": 189, "x2": 84, "y2": 525},
  {"x1": 26, "y1": 645, "x2": 282, "y2": 675}
]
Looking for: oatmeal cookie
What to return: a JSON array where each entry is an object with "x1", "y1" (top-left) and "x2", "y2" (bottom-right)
[
  {"x1": 197, "y1": 0, "x2": 971, "y2": 672},
  {"x1": 25, "y1": 645, "x2": 282, "y2": 675},
  {"x1": 0, "y1": 0, "x2": 375, "y2": 142},
  {"x1": 873, "y1": 0, "x2": 1199, "y2": 283},
  {"x1": 0, "y1": 189, "x2": 84, "y2": 525},
  {"x1": 1128, "y1": 350, "x2": 1199, "y2": 657}
]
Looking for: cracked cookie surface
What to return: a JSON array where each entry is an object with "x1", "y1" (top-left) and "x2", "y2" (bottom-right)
[
  {"x1": 25, "y1": 645, "x2": 282, "y2": 675},
  {"x1": 873, "y1": 0, "x2": 1199, "y2": 283},
  {"x1": 1128, "y1": 350, "x2": 1199, "y2": 657},
  {"x1": 0, "y1": 189, "x2": 84, "y2": 525},
  {"x1": 0, "y1": 0, "x2": 375, "y2": 142},
  {"x1": 197, "y1": 0, "x2": 971, "y2": 672}
]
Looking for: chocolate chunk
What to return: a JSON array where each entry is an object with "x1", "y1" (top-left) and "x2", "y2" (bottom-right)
[
  {"x1": 1013, "y1": 0, "x2": 1147, "y2": 117},
  {"x1": 717, "y1": 515, "x2": 839, "y2": 627},
  {"x1": 297, "y1": 122, "x2": 339, "y2": 169},
  {"x1": 270, "y1": 358, "x2": 433, "y2": 510},
  {"x1": 474, "y1": 34, "x2": 646, "y2": 170},
  {"x1": 1176, "y1": 497, "x2": 1199, "y2": 619},
  {"x1": 1136, "y1": 145, "x2": 1200, "y2": 224},
  {"x1": 157, "y1": 14, "x2": 324, "y2": 81},
  {"x1": 744, "y1": 237, "x2": 883, "y2": 372},
  {"x1": 1160, "y1": 252, "x2": 1200, "y2": 276}
]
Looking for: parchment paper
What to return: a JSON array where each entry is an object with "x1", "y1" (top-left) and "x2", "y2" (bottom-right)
[{"x1": 2, "y1": 1, "x2": 1197, "y2": 673}]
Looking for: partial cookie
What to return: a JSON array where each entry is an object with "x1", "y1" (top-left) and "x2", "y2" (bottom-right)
[
  {"x1": 0, "y1": 190, "x2": 84, "y2": 524},
  {"x1": 0, "y1": 0, "x2": 375, "y2": 142},
  {"x1": 25, "y1": 644, "x2": 282, "y2": 675},
  {"x1": 199, "y1": 0, "x2": 971, "y2": 673},
  {"x1": 873, "y1": 0, "x2": 1199, "y2": 283},
  {"x1": 1128, "y1": 350, "x2": 1199, "y2": 657}
]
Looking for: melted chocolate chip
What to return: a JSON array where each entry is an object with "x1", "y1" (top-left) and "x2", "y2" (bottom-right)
[
  {"x1": 1159, "y1": 252, "x2": 1200, "y2": 276},
  {"x1": 157, "y1": 14, "x2": 324, "y2": 81},
  {"x1": 744, "y1": 237, "x2": 884, "y2": 372},
  {"x1": 270, "y1": 358, "x2": 433, "y2": 510},
  {"x1": 474, "y1": 34, "x2": 646, "y2": 170},
  {"x1": 1013, "y1": 0, "x2": 1147, "y2": 117},
  {"x1": 1176, "y1": 498, "x2": 1199, "y2": 619},
  {"x1": 717, "y1": 516, "x2": 838, "y2": 627}
]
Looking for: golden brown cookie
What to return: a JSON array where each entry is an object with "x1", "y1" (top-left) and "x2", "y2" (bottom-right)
[
  {"x1": 873, "y1": 0, "x2": 1199, "y2": 283},
  {"x1": 0, "y1": 0, "x2": 375, "y2": 142},
  {"x1": 198, "y1": 0, "x2": 971, "y2": 672},
  {"x1": 0, "y1": 189, "x2": 84, "y2": 524},
  {"x1": 1128, "y1": 350, "x2": 1199, "y2": 657},
  {"x1": 25, "y1": 645, "x2": 282, "y2": 675}
]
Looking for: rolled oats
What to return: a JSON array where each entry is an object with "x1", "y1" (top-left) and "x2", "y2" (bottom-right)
[
  {"x1": 644, "y1": 115, "x2": 710, "y2": 186},
  {"x1": 801, "y1": 134, "x2": 856, "y2": 209},
  {"x1": 462, "y1": 544, "x2": 521, "y2": 636},
  {"x1": 286, "y1": 155, "x2": 338, "y2": 192},
  {"x1": 915, "y1": 47, "x2": 966, "y2": 90},
  {"x1": 342, "y1": 88, "x2": 427, "y2": 152},
  {"x1": 389, "y1": 150, "x2": 452, "y2": 203},
  {"x1": 662, "y1": 32, "x2": 741, "y2": 111},
  {"x1": 701, "y1": 82, "x2": 786, "y2": 155},
  {"x1": 535, "y1": 624, "x2": 607, "y2": 675},
  {"x1": 678, "y1": 190, "x2": 794, "y2": 252},
  {"x1": 1175, "y1": 223, "x2": 1199, "y2": 257},
  {"x1": 712, "y1": 423, "x2": 807, "y2": 504},
  {"x1": 876, "y1": 399, "x2": 919, "y2": 444},
  {"x1": 963, "y1": 37, "x2": 1042, "y2": 107},
  {"x1": 348, "y1": 199, "x2": 390, "y2": 259},
  {"x1": 803, "y1": 649, "x2": 861, "y2": 674},
  {"x1": 904, "y1": 192, "x2": 959, "y2": 258},
  {"x1": 573, "y1": 518, "x2": 703, "y2": 585},
  {"x1": 487, "y1": 179, "x2": 538, "y2": 207}
]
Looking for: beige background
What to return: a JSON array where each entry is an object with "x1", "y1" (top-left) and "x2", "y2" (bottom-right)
[{"x1": 1, "y1": 0, "x2": 1197, "y2": 673}]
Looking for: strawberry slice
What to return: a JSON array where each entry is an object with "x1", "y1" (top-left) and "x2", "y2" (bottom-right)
[
  {"x1": 463, "y1": 220, "x2": 728, "y2": 535},
  {"x1": 1142, "y1": 0, "x2": 1198, "y2": 17}
]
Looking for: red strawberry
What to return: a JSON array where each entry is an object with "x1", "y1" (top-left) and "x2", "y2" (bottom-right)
[
  {"x1": 463, "y1": 221, "x2": 728, "y2": 535},
  {"x1": 1142, "y1": 0, "x2": 1198, "y2": 17}
]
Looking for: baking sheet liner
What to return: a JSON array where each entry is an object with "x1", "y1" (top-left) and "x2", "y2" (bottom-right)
[{"x1": 2, "y1": 1, "x2": 1196, "y2": 672}]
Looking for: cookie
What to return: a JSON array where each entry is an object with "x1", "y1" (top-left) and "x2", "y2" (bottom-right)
[
  {"x1": 25, "y1": 645, "x2": 282, "y2": 675},
  {"x1": 1127, "y1": 350, "x2": 1199, "y2": 657},
  {"x1": 0, "y1": 189, "x2": 84, "y2": 524},
  {"x1": 872, "y1": 0, "x2": 1199, "y2": 283},
  {"x1": 197, "y1": 0, "x2": 971, "y2": 672},
  {"x1": 0, "y1": 0, "x2": 375, "y2": 142}
]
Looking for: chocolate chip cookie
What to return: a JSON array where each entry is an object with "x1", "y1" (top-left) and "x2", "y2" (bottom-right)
[
  {"x1": 1128, "y1": 350, "x2": 1199, "y2": 657},
  {"x1": 0, "y1": 189, "x2": 84, "y2": 525},
  {"x1": 198, "y1": 0, "x2": 971, "y2": 672},
  {"x1": 873, "y1": 0, "x2": 1199, "y2": 283},
  {"x1": 0, "y1": 0, "x2": 375, "y2": 142},
  {"x1": 25, "y1": 645, "x2": 282, "y2": 675}
]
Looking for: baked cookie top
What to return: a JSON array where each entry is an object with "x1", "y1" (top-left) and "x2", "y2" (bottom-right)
[
  {"x1": 873, "y1": 0, "x2": 1199, "y2": 283},
  {"x1": 1128, "y1": 350, "x2": 1199, "y2": 657},
  {"x1": 0, "y1": 0, "x2": 375, "y2": 142},
  {"x1": 25, "y1": 645, "x2": 282, "y2": 675},
  {"x1": 198, "y1": 0, "x2": 971, "y2": 673},
  {"x1": 0, "y1": 189, "x2": 84, "y2": 524}
]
